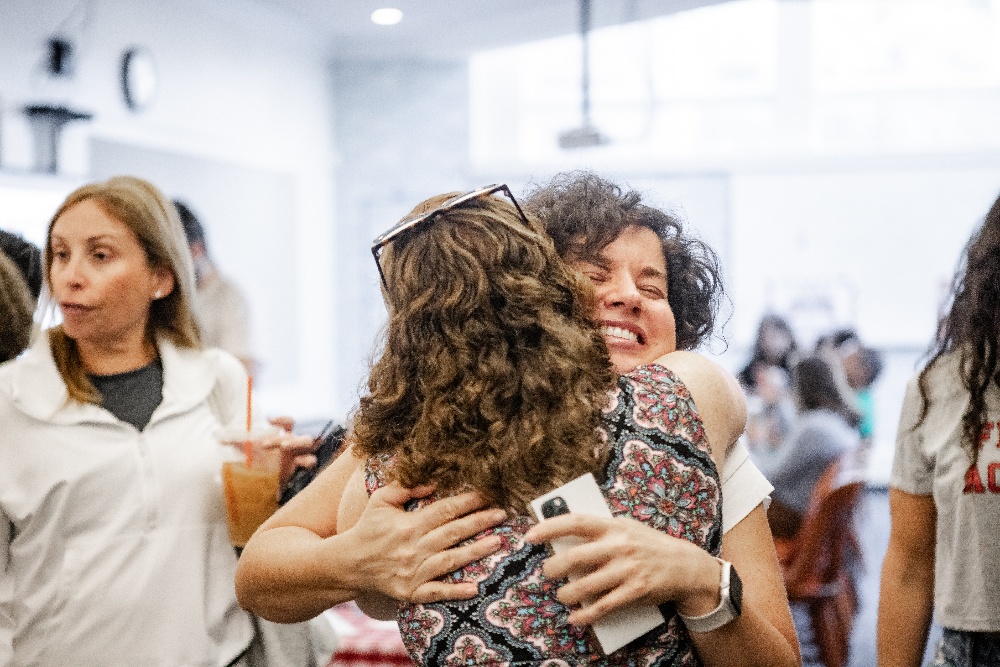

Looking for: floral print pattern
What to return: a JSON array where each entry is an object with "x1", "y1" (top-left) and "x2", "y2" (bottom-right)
[
  {"x1": 366, "y1": 363, "x2": 721, "y2": 666},
  {"x1": 444, "y1": 634, "x2": 509, "y2": 666},
  {"x1": 398, "y1": 604, "x2": 445, "y2": 652}
]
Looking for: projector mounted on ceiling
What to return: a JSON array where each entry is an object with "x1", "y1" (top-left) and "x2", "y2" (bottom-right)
[
  {"x1": 558, "y1": 125, "x2": 607, "y2": 149},
  {"x1": 559, "y1": 0, "x2": 608, "y2": 150}
]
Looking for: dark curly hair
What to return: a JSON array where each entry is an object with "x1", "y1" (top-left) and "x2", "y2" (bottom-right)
[
  {"x1": 523, "y1": 171, "x2": 724, "y2": 351},
  {"x1": 917, "y1": 192, "x2": 1000, "y2": 463},
  {"x1": 0, "y1": 251, "x2": 34, "y2": 363},
  {"x1": 352, "y1": 190, "x2": 613, "y2": 512}
]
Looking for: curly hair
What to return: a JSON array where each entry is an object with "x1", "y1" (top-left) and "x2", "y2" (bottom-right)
[
  {"x1": 352, "y1": 190, "x2": 613, "y2": 512},
  {"x1": 0, "y1": 251, "x2": 34, "y2": 363},
  {"x1": 917, "y1": 192, "x2": 1000, "y2": 463},
  {"x1": 522, "y1": 171, "x2": 724, "y2": 351}
]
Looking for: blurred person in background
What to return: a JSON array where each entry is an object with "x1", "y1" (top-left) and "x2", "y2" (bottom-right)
[
  {"x1": 759, "y1": 353, "x2": 862, "y2": 667},
  {"x1": 0, "y1": 251, "x2": 34, "y2": 362},
  {"x1": 0, "y1": 229, "x2": 44, "y2": 302},
  {"x1": 174, "y1": 199, "x2": 256, "y2": 376},
  {"x1": 759, "y1": 354, "x2": 861, "y2": 540},
  {"x1": 0, "y1": 229, "x2": 42, "y2": 362},
  {"x1": 739, "y1": 313, "x2": 800, "y2": 394},
  {"x1": 740, "y1": 314, "x2": 799, "y2": 461},
  {"x1": 827, "y1": 329, "x2": 884, "y2": 444},
  {"x1": 879, "y1": 192, "x2": 1000, "y2": 667},
  {"x1": 0, "y1": 176, "x2": 314, "y2": 666}
]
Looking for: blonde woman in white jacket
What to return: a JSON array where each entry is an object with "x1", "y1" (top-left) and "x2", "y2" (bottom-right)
[{"x1": 0, "y1": 176, "x2": 311, "y2": 667}]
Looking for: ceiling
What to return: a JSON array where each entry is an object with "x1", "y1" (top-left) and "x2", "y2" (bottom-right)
[{"x1": 254, "y1": 0, "x2": 731, "y2": 60}]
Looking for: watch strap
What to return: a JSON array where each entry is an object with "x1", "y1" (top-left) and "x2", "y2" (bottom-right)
[{"x1": 678, "y1": 559, "x2": 740, "y2": 633}]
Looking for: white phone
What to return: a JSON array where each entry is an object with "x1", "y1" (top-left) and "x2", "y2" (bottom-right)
[{"x1": 529, "y1": 473, "x2": 665, "y2": 655}]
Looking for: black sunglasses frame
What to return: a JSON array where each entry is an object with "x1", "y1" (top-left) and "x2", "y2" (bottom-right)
[{"x1": 370, "y1": 183, "x2": 530, "y2": 288}]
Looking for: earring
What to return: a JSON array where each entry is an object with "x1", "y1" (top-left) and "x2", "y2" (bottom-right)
[{"x1": 154, "y1": 290, "x2": 163, "y2": 299}]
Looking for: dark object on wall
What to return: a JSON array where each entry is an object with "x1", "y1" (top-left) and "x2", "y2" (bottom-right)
[
  {"x1": 121, "y1": 47, "x2": 158, "y2": 111},
  {"x1": 47, "y1": 37, "x2": 75, "y2": 77},
  {"x1": 22, "y1": 104, "x2": 93, "y2": 173}
]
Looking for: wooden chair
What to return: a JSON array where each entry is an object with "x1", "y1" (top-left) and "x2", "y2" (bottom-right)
[{"x1": 773, "y1": 457, "x2": 864, "y2": 667}]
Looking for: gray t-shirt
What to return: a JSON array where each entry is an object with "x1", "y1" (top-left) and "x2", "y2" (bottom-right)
[
  {"x1": 89, "y1": 359, "x2": 163, "y2": 431},
  {"x1": 758, "y1": 408, "x2": 859, "y2": 514},
  {"x1": 891, "y1": 351, "x2": 1000, "y2": 631}
]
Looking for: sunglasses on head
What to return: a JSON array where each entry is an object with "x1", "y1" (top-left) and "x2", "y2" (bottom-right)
[{"x1": 370, "y1": 184, "x2": 530, "y2": 288}]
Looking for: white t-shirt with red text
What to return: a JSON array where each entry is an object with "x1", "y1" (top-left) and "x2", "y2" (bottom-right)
[{"x1": 891, "y1": 350, "x2": 1000, "y2": 631}]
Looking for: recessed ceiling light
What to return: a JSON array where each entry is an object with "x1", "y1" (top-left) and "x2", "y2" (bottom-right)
[{"x1": 371, "y1": 8, "x2": 403, "y2": 25}]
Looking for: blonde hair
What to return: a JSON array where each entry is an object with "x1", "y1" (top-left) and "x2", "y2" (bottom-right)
[
  {"x1": 352, "y1": 191, "x2": 612, "y2": 512},
  {"x1": 45, "y1": 176, "x2": 201, "y2": 403},
  {"x1": 0, "y1": 251, "x2": 34, "y2": 363}
]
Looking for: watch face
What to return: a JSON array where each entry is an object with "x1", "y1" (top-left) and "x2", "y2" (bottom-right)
[{"x1": 729, "y1": 565, "x2": 744, "y2": 616}]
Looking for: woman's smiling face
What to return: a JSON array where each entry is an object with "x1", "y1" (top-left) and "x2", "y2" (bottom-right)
[{"x1": 572, "y1": 226, "x2": 677, "y2": 374}]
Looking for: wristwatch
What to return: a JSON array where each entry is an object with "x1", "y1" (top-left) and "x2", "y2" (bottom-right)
[{"x1": 678, "y1": 559, "x2": 743, "y2": 633}]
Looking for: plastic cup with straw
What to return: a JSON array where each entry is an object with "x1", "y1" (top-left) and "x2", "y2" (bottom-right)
[{"x1": 220, "y1": 374, "x2": 281, "y2": 547}]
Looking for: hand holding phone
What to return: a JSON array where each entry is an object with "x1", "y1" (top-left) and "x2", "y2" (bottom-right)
[{"x1": 529, "y1": 474, "x2": 665, "y2": 655}]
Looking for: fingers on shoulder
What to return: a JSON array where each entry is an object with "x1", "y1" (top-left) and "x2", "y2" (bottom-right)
[
  {"x1": 432, "y1": 510, "x2": 505, "y2": 550},
  {"x1": 426, "y1": 491, "x2": 486, "y2": 522},
  {"x1": 370, "y1": 482, "x2": 411, "y2": 505}
]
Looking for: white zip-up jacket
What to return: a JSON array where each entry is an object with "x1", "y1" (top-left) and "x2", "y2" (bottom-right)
[{"x1": 0, "y1": 336, "x2": 254, "y2": 667}]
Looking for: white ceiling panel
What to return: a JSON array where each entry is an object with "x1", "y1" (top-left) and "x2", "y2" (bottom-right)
[{"x1": 251, "y1": 0, "x2": 732, "y2": 59}]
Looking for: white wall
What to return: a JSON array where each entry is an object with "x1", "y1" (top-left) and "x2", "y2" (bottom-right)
[
  {"x1": 0, "y1": 0, "x2": 338, "y2": 421},
  {"x1": 729, "y1": 162, "x2": 1000, "y2": 349},
  {"x1": 330, "y1": 58, "x2": 473, "y2": 417}
]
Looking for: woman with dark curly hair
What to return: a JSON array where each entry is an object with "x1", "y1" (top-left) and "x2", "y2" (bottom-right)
[
  {"x1": 238, "y1": 184, "x2": 770, "y2": 665},
  {"x1": 878, "y1": 192, "x2": 1000, "y2": 667},
  {"x1": 520, "y1": 171, "x2": 798, "y2": 666},
  {"x1": 522, "y1": 171, "x2": 724, "y2": 354}
]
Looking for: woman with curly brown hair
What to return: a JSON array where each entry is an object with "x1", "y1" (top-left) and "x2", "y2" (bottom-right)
[
  {"x1": 352, "y1": 189, "x2": 613, "y2": 515},
  {"x1": 878, "y1": 192, "x2": 1000, "y2": 667},
  {"x1": 237, "y1": 184, "x2": 760, "y2": 665}
]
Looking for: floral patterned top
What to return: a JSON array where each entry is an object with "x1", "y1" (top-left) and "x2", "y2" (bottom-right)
[{"x1": 365, "y1": 363, "x2": 722, "y2": 666}]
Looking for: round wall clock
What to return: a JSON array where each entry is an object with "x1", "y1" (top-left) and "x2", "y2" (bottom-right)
[{"x1": 120, "y1": 47, "x2": 157, "y2": 111}]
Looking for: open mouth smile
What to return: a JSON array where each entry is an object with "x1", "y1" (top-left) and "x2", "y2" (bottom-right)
[{"x1": 601, "y1": 324, "x2": 644, "y2": 345}]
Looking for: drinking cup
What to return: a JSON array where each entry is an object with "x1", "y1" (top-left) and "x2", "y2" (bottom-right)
[{"x1": 219, "y1": 425, "x2": 282, "y2": 547}]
